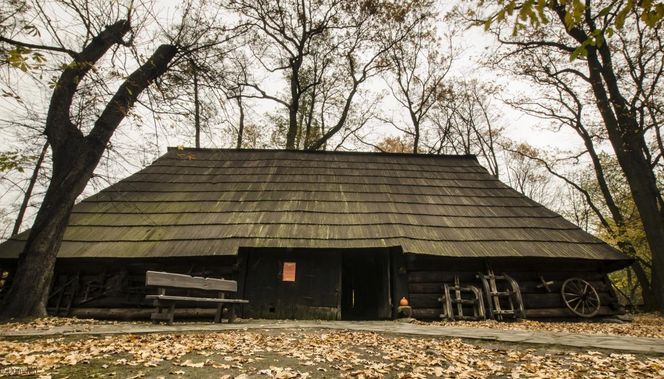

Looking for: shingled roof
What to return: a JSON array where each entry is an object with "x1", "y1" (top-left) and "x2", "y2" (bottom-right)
[{"x1": 0, "y1": 148, "x2": 630, "y2": 264}]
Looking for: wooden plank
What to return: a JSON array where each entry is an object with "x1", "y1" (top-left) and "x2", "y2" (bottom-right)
[
  {"x1": 145, "y1": 271, "x2": 237, "y2": 292},
  {"x1": 491, "y1": 261, "x2": 600, "y2": 272},
  {"x1": 408, "y1": 282, "x2": 445, "y2": 294},
  {"x1": 409, "y1": 293, "x2": 443, "y2": 308},
  {"x1": 411, "y1": 307, "x2": 442, "y2": 319},
  {"x1": 145, "y1": 294, "x2": 248, "y2": 303},
  {"x1": 502, "y1": 272, "x2": 605, "y2": 282},
  {"x1": 522, "y1": 292, "x2": 614, "y2": 309},
  {"x1": 69, "y1": 307, "x2": 217, "y2": 320},
  {"x1": 406, "y1": 257, "x2": 483, "y2": 271},
  {"x1": 408, "y1": 271, "x2": 478, "y2": 283},
  {"x1": 150, "y1": 312, "x2": 172, "y2": 321},
  {"x1": 518, "y1": 279, "x2": 610, "y2": 294},
  {"x1": 390, "y1": 248, "x2": 409, "y2": 319},
  {"x1": 525, "y1": 306, "x2": 616, "y2": 318}
]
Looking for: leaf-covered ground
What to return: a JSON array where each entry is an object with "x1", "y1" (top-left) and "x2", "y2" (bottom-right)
[
  {"x1": 421, "y1": 313, "x2": 664, "y2": 339},
  {"x1": 1, "y1": 329, "x2": 663, "y2": 379}
]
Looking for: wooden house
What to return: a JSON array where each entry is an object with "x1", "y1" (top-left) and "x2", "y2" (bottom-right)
[{"x1": 0, "y1": 148, "x2": 632, "y2": 320}]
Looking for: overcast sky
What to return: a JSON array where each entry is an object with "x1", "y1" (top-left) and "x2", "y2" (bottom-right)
[{"x1": 0, "y1": 0, "x2": 588, "y2": 238}]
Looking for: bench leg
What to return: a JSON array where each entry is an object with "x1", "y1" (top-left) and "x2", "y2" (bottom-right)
[
  {"x1": 214, "y1": 304, "x2": 223, "y2": 323},
  {"x1": 151, "y1": 303, "x2": 162, "y2": 324},
  {"x1": 228, "y1": 304, "x2": 236, "y2": 323},
  {"x1": 168, "y1": 303, "x2": 175, "y2": 325},
  {"x1": 151, "y1": 301, "x2": 176, "y2": 325}
]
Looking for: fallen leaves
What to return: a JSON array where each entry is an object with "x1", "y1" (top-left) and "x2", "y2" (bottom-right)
[
  {"x1": 421, "y1": 312, "x2": 664, "y2": 339},
  {"x1": 0, "y1": 328, "x2": 662, "y2": 378},
  {"x1": 0, "y1": 316, "x2": 116, "y2": 333},
  {"x1": 258, "y1": 366, "x2": 309, "y2": 378}
]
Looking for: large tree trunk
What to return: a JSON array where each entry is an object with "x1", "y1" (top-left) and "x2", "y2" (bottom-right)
[
  {"x1": 580, "y1": 34, "x2": 664, "y2": 312},
  {"x1": 0, "y1": 26, "x2": 177, "y2": 319},
  {"x1": 589, "y1": 57, "x2": 664, "y2": 312},
  {"x1": 617, "y1": 139, "x2": 664, "y2": 311},
  {"x1": 574, "y1": 120, "x2": 655, "y2": 309},
  {"x1": 631, "y1": 260, "x2": 656, "y2": 310},
  {"x1": 617, "y1": 240, "x2": 655, "y2": 309},
  {"x1": 2, "y1": 143, "x2": 92, "y2": 317}
]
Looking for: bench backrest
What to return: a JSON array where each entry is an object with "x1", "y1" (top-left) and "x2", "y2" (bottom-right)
[{"x1": 146, "y1": 271, "x2": 237, "y2": 292}]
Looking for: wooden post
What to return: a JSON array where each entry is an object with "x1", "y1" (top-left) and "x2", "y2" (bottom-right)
[
  {"x1": 236, "y1": 250, "x2": 249, "y2": 319},
  {"x1": 168, "y1": 303, "x2": 175, "y2": 325},
  {"x1": 152, "y1": 288, "x2": 165, "y2": 324},
  {"x1": 228, "y1": 304, "x2": 236, "y2": 323},
  {"x1": 390, "y1": 248, "x2": 408, "y2": 319}
]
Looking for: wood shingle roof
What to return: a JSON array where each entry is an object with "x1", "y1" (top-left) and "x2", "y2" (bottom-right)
[{"x1": 0, "y1": 148, "x2": 631, "y2": 263}]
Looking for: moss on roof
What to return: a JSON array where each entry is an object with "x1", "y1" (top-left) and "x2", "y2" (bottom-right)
[{"x1": 0, "y1": 148, "x2": 630, "y2": 264}]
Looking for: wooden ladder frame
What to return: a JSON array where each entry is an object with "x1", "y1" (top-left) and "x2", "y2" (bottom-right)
[
  {"x1": 477, "y1": 268, "x2": 525, "y2": 320},
  {"x1": 439, "y1": 276, "x2": 486, "y2": 321}
]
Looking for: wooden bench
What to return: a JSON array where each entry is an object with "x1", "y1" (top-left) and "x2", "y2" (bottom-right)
[{"x1": 145, "y1": 271, "x2": 248, "y2": 325}]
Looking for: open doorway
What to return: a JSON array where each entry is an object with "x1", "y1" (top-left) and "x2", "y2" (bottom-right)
[{"x1": 341, "y1": 250, "x2": 390, "y2": 320}]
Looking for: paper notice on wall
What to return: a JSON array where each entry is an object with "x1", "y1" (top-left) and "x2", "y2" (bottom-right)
[{"x1": 282, "y1": 262, "x2": 296, "y2": 282}]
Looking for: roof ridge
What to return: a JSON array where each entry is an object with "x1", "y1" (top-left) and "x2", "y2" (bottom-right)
[{"x1": 165, "y1": 147, "x2": 479, "y2": 161}]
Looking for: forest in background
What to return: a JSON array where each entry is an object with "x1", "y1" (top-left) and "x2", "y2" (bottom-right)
[{"x1": 0, "y1": 0, "x2": 661, "y2": 314}]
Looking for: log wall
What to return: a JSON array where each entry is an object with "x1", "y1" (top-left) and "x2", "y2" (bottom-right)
[
  {"x1": 2, "y1": 253, "x2": 625, "y2": 321},
  {"x1": 406, "y1": 255, "x2": 622, "y2": 319},
  {"x1": 47, "y1": 256, "x2": 238, "y2": 311}
]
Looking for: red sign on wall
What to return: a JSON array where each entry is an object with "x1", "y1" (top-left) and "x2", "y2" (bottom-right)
[{"x1": 282, "y1": 262, "x2": 296, "y2": 282}]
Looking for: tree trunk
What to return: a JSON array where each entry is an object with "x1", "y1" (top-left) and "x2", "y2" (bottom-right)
[
  {"x1": 631, "y1": 260, "x2": 655, "y2": 310},
  {"x1": 303, "y1": 90, "x2": 316, "y2": 149},
  {"x1": 285, "y1": 59, "x2": 302, "y2": 150},
  {"x1": 585, "y1": 50, "x2": 664, "y2": 312},
  {"x1": 286, "y1": 103, "x2": 299, "y2": 149},
  {"x1": 1, "y1": 145, "x2": 91, "y2": 317},
  {"x1": 617, "y1": 240, "x2": 655, "y2": 309},
  {"x1": 12, "y1": 141, "x2": 49, "y2": 237},
  {"x1": 555, "y1": 7, "x2": 664, "y2": 312},
  {"x1": 604, "y1": 117, "x2": 664, "y2": 312},
  {"x1": 306, "y1": 84, "x2": 359, "y2": 151},
  {"x1": 193, "y1": 64, "x2": 201, "y2": 149},
  {"x1": 408, "y1": 110, "x2": 419, "y2": 154},
  {"x1": 236, "y1": 96, "x2": 245, "y2": 149},
  {"x1": 0, "y1": 40, "x2": 177, "y2": 320}
]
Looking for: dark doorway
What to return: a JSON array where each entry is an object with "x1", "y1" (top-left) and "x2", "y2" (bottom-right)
[{"x1": 341, "y1": 250, "x2": 390, "y2": 320}]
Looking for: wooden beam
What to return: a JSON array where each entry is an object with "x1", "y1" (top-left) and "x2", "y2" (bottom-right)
[
  {"x1": 145, "y1": 294, "x2": 248, "y2": 303},
  {"x1": 145, "y1": 271, "x2": 237, "y2": 292},
  {"x1": 68, "y1": 307, "x2": 218, "y2": 320}
]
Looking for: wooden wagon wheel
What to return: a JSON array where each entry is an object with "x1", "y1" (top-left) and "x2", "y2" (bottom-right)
[{"x1": 561, "y1": 278, "x2": 600, "y2": 318}]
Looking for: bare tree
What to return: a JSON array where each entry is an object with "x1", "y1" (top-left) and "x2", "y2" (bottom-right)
[
  {"x1": 495, "y1": 48, "x2": 656, "y2": 306},
  {"x1": 142, "y1": 1, "x2": 247, "y2": 149},
  {"x1": 383, "y1": 23, "x2": 454, "y2": 154},
  {"x1": 502, "y1": 143, "x2": 552, "y2": 206},
  {"x1": 426, "y1": 79, "x2": 504, "y2": 178},
  {"x1": 468, "y1": 0, "x2": 664, "y2": 311},
  {"x1": 0, "y1": 1, "x2": 179, "y2": 319},
  {"x1": 225, "y1": 0, "x2": 430, "y2": 150}
]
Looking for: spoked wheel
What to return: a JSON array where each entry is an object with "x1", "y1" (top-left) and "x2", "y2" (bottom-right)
[{"x1": 561, "y1": 278, "x2": 600, "y2": 318}]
